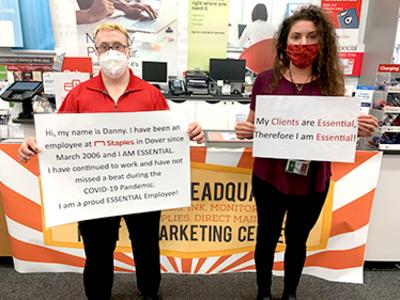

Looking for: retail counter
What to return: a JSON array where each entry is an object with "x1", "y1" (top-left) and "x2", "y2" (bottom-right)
[
  {"x1": 0, "y1": 143, "x2": 384, "y2": 283},
  {"x1": 366, "y1": 153, "x2": 400, "y2": 261},
  {"x1": 1, "y1": 132, "x2": 399, "y2": 262}
]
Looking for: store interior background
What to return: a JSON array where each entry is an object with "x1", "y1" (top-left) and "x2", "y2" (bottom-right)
[{"x1": 0, "y1": 0, "x2": 400, "y2": 263}]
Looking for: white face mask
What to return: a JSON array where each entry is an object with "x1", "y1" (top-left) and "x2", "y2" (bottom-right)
[{"x1": 99, "y1": 49, "x2": 128, "y2": 79}]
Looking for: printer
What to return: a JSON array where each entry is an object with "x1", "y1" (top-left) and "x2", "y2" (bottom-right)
[{"x1": 185, "y1": 70, "x2": 209, "y2": 95}]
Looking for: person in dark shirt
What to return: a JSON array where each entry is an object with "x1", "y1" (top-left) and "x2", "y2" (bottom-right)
[{"x1": 235, "y1": 5, "x2": 378, "y2": 300}]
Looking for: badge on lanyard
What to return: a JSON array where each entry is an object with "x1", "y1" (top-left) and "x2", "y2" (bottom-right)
[{"x1": 285, "y1": 160, "x2": 311, "y2": 176}]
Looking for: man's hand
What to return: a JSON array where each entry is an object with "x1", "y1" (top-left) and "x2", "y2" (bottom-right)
[
  {"x1": 187, "y1": 122, "x2": 205, "y2": 144},
  {"x1": 76, "y1": 0, "x2": 114, "y2": 24},
  {"x1": 89, "y1": 0, "x2": 114, "y2": 18},
  {"x1": 114, "y1": 0, "x2": 157, "y2": 20},
  {"x1": 17, "y1": 137, "x2": 40, "y2": 163},
  {"x1": 235, "y1": 121, "x2": 256, "y2": 140},
  {"x1": 357, "y1": 115, "x2": 379, "y2": 137}
]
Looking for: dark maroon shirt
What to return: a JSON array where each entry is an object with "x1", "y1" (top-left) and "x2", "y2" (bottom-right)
[{"x1": 250, "y1": 69, "x2": 331, "y2": 195}]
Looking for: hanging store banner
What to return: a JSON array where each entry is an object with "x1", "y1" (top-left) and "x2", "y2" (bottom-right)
[
  {"x1": 0, "y1": 0, "x2": 23, "y2": 47},
  {"x1": 49, "y1": 0, "x2": 179, "y2": 76},
  {"x1": 18, "y1": 0, "x2": 55, "y2": 50},
  {"x1": 321, "y1": 0, "x2": 363, "y2": 46},
  {"x1": 187, "y1": 0, "x2": 229, "y2": 70}
]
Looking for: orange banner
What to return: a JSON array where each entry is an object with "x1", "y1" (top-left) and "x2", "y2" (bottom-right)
[{"x1": 0, "y1": 144, "x2": 382, "y2": 283}]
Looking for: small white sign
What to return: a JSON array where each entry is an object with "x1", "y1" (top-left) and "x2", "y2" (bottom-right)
[
  {"x1": 336, "y1": 29, "x2": 359, "y2": 47},
  {"x1": 35, "y1": 111, "x2": 190, "y2": 227},
  {"x1": 52, "y1": 72, "x2": 90, "y2": 109},
  {"x1": 253, "y1": 96, "x2": 360, "y2": 162},
  {"x1": 0, "y1": 20, "x2": 15, "y2": 47},
  {"x1": 42, "y1": 72, "x2": 55, "y2": 95}
]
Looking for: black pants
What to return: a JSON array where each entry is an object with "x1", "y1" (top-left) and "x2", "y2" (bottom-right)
[
  {"x1": 78, "y1": 211, "x2": 161, "y2": 300},
  {"x1": 252, "y1": 174, "x2": 328, "y2": 295}
]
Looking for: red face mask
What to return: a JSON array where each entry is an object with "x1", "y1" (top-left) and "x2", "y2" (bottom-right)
[{"x1": 286, "y1": 44, "x2": 320, "y2": 68}]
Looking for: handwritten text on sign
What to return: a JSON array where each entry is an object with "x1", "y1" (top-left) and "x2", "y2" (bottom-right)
[
  {"x1": 35, "y1": 111, "x2": 190, "y2": 227},
  {"x1": 253, "y1": 96, "x2": 360, "y2": 162}
]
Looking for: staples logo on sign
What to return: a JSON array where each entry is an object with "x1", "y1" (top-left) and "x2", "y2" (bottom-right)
[{"x1": 64, "y1": 79, "x2": 82, "y2": 92}]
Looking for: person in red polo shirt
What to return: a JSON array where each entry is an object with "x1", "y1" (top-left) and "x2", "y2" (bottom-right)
[{"x1": 18, "y1": 23, "x2": 205, "y2": 300}]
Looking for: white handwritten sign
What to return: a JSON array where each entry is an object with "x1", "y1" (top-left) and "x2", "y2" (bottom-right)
[
  {"x1": 253, "y1": 96, "x2": 360, "y2": 162},
  {"x1": 35, "y1": 111, "x2": 190, "y2": 227}
]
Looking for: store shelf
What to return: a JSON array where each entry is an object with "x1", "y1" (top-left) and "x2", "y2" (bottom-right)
[{"x1": 373, "y1": 67, "x2": 400, "y2": 151}]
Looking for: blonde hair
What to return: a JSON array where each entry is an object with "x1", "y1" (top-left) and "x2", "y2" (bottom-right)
[{"x1": 94, "y1": 23, "x2": 129, "y2": 45}]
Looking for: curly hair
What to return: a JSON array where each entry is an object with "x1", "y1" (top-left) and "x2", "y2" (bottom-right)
[{"x1": 270, "y1": 5, "x2": 344, "y2": 96}]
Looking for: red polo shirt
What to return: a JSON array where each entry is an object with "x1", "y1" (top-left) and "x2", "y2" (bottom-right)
[{"x1": 58, "y1": 69, "x2": 169, "y2": 113}]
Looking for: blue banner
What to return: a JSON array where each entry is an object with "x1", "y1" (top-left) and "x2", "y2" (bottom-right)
[
  {"x1": 0, "y1": 0, "x2": 23, "y2": 47},
  {"x1": 17, "y1": 0, "x2": 55, "y2": 50}
]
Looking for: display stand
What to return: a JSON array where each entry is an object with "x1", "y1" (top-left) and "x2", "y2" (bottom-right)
[
  {"x1": 370, "y1": 64, "x2": 400, "y2": 151},
  {"x1": 204, "y1": 129, "x2": 252, "y2": 148},
  {"x1": 356, "y1": 64, "x2": 400, "y2": 260}
]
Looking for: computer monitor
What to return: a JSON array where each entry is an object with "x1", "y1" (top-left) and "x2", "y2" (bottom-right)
[
  {"x1": 142, "y1": 61, "x2": 168, "y2": 83},
  {"x1": 286, "y1": 3, "x2": 305, "y2": 17},
  {"x1": 238, "y1": 24, "x2": 247, "y2": 39},
  {"x1": 8, "y1": 81, "x2": 42, "y2": 92},
  {"x1": 209, "y1": 58, "x2": 246, "y2": 82}
]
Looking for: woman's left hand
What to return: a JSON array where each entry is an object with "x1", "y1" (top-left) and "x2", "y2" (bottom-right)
[
  {"x1": 357, "y1": 115, "x2": 379, "y2": 137},
  {"x1": 187, "y1": 122, "x2": 205, "y2": 144}
]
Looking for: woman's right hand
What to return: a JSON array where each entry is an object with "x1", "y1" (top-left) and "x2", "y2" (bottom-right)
[
  {"x1": 18, "y1": 137, "x2": 40, "y2": 163},
  {"x1": 235, "y1": 121, "x2": 256, "y2": 140}
]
